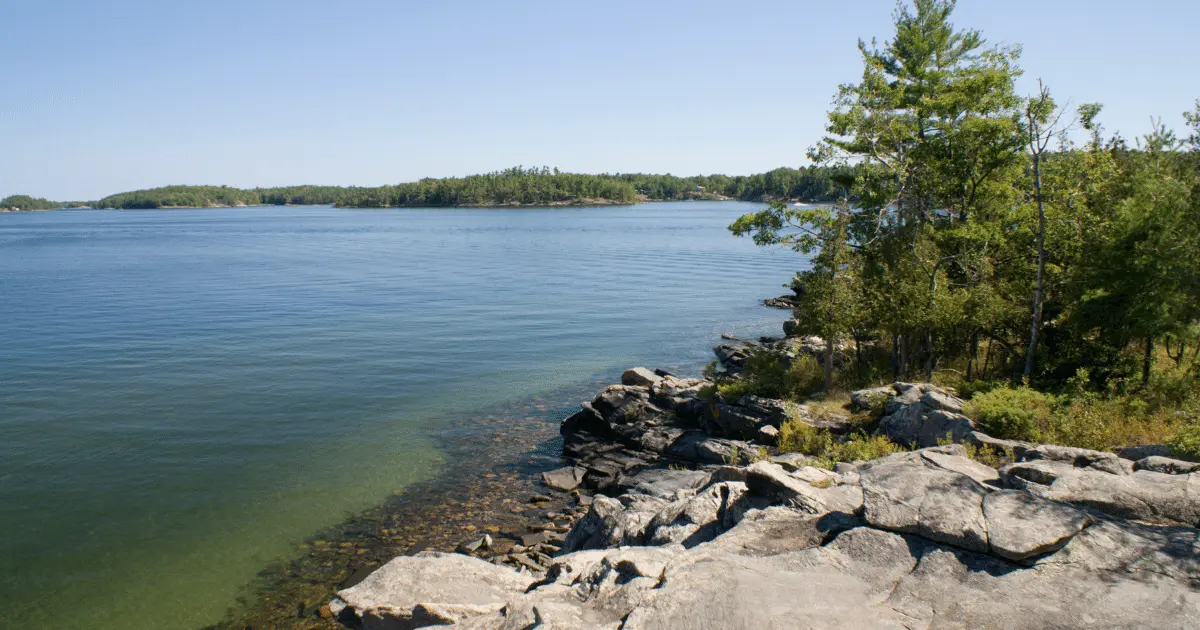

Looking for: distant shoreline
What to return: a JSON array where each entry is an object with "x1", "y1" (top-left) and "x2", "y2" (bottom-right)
[{"x1": 2, "y1": 195, "x2": 763, "y2": 212}]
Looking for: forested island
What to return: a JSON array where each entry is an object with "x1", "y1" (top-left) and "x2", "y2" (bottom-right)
[{"x1": 2, "y1": 166, "x2": 850, "y2": 210}]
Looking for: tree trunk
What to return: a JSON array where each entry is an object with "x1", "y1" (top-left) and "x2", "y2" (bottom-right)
[
  {"x1": 924, "y1": 330, "x2": 935, "y2": 382},
  {"x1": 1142, "y1": 335, "x2": 1154, "y2": 389},
  {"x1": 899, "y1": 334, "x2": 908, "y2": 380},
  {"x1": 966, "y1": 331, "x2": 978, "y2": 381},
  {"x1": 1024, "y1": 148, "x2": 1047, "y2": 379},
  {"x1": 824, "y1": 335, "x2": 835, "y2": 393},
  {"x1": 982, "y1": 339, "x2": 994, "y2": 379},
  {"x1": 891, "y1": 334, "x2": 899, "y2": 381}
]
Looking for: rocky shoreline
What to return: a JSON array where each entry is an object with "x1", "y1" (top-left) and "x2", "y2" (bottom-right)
[{"x1": 323, "y1": 331, "x2": 1200, "y2": 629}]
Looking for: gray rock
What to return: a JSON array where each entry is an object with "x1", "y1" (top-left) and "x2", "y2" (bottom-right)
[
  {"x1": 665, "y1": 432, "x2": 755, "y2": 465},
  {"x1": 744, "y1": 461, "x2": 836, "y2": 515},
  {"x1": 335, "y1": 551, "x2": 535, "y2": 628},
  {"x1": 1134, "y1": 455, "x2": 1200, "y2": 474},
  {"x1": 558, "y1": 495, "x2": 625, "y2": 553},
  {"x1": 1114, "y1": 443, "x2": 1188, "y2": 461},
  {"x1": 644, "y1": 481, "x2": 752, "y2": 546},
  {"x1": 542, "y1": 466, "x2": 587, "y2": 491},
  {"x1": 705, "y1": 465, "x2": 749, "y2": 484},
  {"x1": 1005, "y1": 459, "x2": 1200, "y2": 526},
  {"x1": 964, "y1": 430, "x2": 1028, "y2": 453},
  {"x1": 920, "y1": 449, "x2": 1001, "y2": 486},
  {"x1": 920, "y1": 389, "x2": 965, "y2": 413},
  {"x1": 769, "y1": 452, "x2": 812, "y2": 472},
  {"x1": 1048, "y1": 469, "x2": 1199, "y2": 526},
  {"x1": 756, "y1": 424, "x2": 779, "y2": 443},
  {"x1": 734, "y1": 396, "x2": 796, "y2": 427},
  {"x1": 619, "y1": 468, "x2": 712, "y2": 499},
  {"x1": 711, "y1": 402, "x2": 768, "y2": 439},
  {"x1": 849, "y1": 385, "x2": 894, "y2": 412},
  {"x1": 621, "y1": 367, "x2": 663, "y2": 388},
  {"x1": 879, "y1": 405, "x2": 976, "y2": 448},
  {"x1": 457, "y1": 534, "x2": 493, "y2": 555},
  {"x1": 1014, "y1": 443, "x2": 1132, "y2": 475},
  {"x1": 982, "y1": 490, "x2": 1092, "y2": 561},
  {"x1": 860, "y1": 452, "x2": 990, "y2": 552}
]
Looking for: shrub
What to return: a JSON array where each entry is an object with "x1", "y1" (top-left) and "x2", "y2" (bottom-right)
[
  {"x1": 1044, "y1": 393, "x2": 1177, "y2": 452},
  {"x1": 785, "y1": 354, "x2": 826, "y2": 399},
  {"x1": 965, "y1": 386, "x2": 1057, "y2": 441},
  {"x1": 777, "y1": 414, "x2": 831, "y2": 455},
  {"x1": 714, "y1": 351, "x2": 825, "y2": 401},
  {"x1": 777, "y1": 414, "x2": 902, "y2": 469},
  {"x1": 1165, "y1": 421, "x2": 1200, "y2": 458},
  {"x1": 829, "y1": 432, "x2": 902, "y2": 463},
  {"x1": 966, "y1": 384, "x2": 1183, "y2": 452}
]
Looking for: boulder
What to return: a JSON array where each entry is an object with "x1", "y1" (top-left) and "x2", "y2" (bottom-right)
[
  {"x1": 643, "y1": 481, "x2": 752, "y2": 546},
  {"x1": 982, "y1": 490, "x2": 1092, "y2": 561},
  {"x1": 665, "y1": 432, "x2": 755, "y2": 466},
  {"x1": 1114, "y1": 443, "x2": 1188, "y2": 461},
  {"x1": 769, "y1": 452, "x2": 813, "y2": 472},
  {"x1": 560, "y1": 495, "x2": 667, "y2": 554},
  {"x1": 1006, "y1": 463, "x2": 1200, "y2": 527},
  {"x1": 1012, "y1": 443, "x2": 1132, "y2": 476},
  {"x1": 542, "y1": 466, "x2": 587, "y2": 492},
  {"x1": 618, "y1": 468, "x2": 712, "y2": 500},
  {"x1": 860, "y1": 451, "x2": 990, "y2": 553},
  {"x1": 621, "y1": 367, "x2": 663, "y2": 388},
  {"x1": 1134, "y1": 455, "x2": 1200, "y2": 474},
  {"x1": 876, "y1": 384, "x2": 976, "y2": 447},
  {"x1": 334, "y1": 552, "x2": 535, "y2": 629},
  {"x1": 744, "y1": 461, "x2": 848, "y2": 515},
  {"x1": 849, "y1": 385, "x2": 894, "y2": 412}
]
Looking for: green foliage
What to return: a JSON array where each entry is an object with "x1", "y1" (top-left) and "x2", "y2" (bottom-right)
[
  {"x1": 96, "y1": 185, "x2": 263, "y2": 209},
  {"x1": 715, "y1": 352, "x2": 825, "y2": 401},
  {"x1": 777, "y1": 416, "x2": 830, "y2": 455},
  {"x1": 617, "y1": 166, "x2": 852, "y2": 202},
  {"x1": 965, "y1": 386, "x2": 1057, "y2": 441},
  {"x1": 729, "y1": 0, "x2": 1200, "y2": 398},
  {"x1": 1045, "y1": 393, "x2": 1178, "y2": 452},
  {"x1": 1166, "y1": 421, "x2": 1200, "y2": 458},
  {"x1": 31, "y1": 165, "x2": 853, "y2": 210},
  {"x1": 1, "y1": 194, "x2": 59, "y2": 210},
  {"x1": 964, "y1": 384, "x2": 1186, "y2": 451},
  {"x1": 777, "y1": 412, "x2": 903, "y2": 468}
]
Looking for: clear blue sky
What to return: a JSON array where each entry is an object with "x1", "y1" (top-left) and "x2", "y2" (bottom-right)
[{"x1": 3, "y1": 0, "x2": 1197, "y2": 200}]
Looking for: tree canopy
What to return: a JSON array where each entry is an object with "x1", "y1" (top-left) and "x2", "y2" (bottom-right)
[{"x1": 732, "y1": 0, "x2": 1200, "y2": 392}]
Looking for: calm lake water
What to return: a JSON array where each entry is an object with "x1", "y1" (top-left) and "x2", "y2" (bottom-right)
[{"x1": 0, "y1": 202, "x2": 804, "y2": 629}]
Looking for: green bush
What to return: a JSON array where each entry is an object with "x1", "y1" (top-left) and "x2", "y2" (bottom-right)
[
  {"x1": 785, "y1": 354, "x2": 825, "y2": 398},
  {"x1": 964, "y1": 386, "x2": 1057, "y2": 441},
  {"x1": 829, "y1": 432, "x2": 902, "y2": 463},
  {"x1": 1166, "y1": 421, "x2": 1200, "y2": 458},
  {"x1": 777, "y1": 414, "x2": 902, "y2": 468},
  {"x1": 777, "y1": 415, "x2": 832, "y2": 455},
  {"x1": 715, "y1": 351, "x2": 825, "y2": 401}
]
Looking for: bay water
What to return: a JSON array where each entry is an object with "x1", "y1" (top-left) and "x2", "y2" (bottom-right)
[{"x1": 0, "y1": 202, "x2": 804, "y2": 628}]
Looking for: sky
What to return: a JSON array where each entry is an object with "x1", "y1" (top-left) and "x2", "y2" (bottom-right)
[{"x1": 2, "y1": 0, "x2": 1197, "y2": 200}]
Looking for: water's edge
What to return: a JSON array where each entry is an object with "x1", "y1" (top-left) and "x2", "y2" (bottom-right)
[{"x1": 203, "y1": 372, "x2": 639, "y2": 628}]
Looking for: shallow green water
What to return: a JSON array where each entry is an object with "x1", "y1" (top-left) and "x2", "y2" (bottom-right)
[{"x1": 0, "y1": 202, "x2": 802, "y2": 628}]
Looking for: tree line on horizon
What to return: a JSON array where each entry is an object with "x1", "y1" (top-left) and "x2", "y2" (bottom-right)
[{"x1": 2, "y1": 166, "x2": 851, "y2": 210}]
